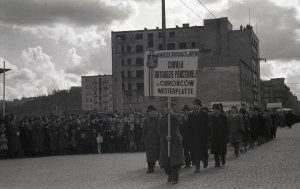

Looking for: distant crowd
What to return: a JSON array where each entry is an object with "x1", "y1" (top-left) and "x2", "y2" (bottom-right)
[{"x1": 0, "y1": 104, "x2": 297, "y2": 160}]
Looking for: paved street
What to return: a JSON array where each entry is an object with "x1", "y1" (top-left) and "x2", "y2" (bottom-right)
[{"x1": 1, "y1": 124, "x2": 300, "y2": 189}]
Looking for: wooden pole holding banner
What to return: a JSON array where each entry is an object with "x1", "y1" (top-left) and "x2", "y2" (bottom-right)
[
  {"x1": 161, "y1": 0, "x2": 170, "y2": 158},
  {"x1": 3, "y1": 61, "x2": 5, "y2": 119}
]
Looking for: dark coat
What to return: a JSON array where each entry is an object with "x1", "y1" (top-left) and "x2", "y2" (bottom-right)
[
  {"x1": 250, "y1": 114, "x2": 265, "y2": 137},
  {"x1": 188, "y1": 110, "x2": 209, "y2": 162},
  {"x1": 7, "y1": 123, "x2": 22, "y2": 153},
  {"x1": 158, "y1": 114, "x2": 184, "y2": 167},
  {"x1": 142, "y1": 116, "x2": 160, "y2": 163},
  {"x1": 285, "y1": 111, "x2": 294, "y2": 127},
  {"x1": 209, "y1": 112, "x2": 228, "y2": 155},
  {"x1": 179, "y1": 115, "x2": 190, "y2": 149},
  {"x1": 227, "y1": 114, "x2": 245, "y2": 144},
  {"x1": 241, "y1": 114, "x2": 251, "y2": 143},
  {"x1": 58, "y1": 124, "x2": 69, "y2": 150}
]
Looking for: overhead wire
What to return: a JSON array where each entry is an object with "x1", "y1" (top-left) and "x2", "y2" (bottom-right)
[
  {"x1": 195, "y1": 0, "x2": 217, "y2": 18},
  {"x1": 178, "y1": 0, "x2": 204, "y2": 20}
]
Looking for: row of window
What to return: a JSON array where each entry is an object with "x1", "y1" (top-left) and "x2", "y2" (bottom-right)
[
  {"x1": 116, "y1": 31, "x2": 176, "y2": 41},
  {"x1": 122, "y1": 70, "x2": 144, "y2": 78},
  {"x1": 122, "y1": 82, "x2": 144, "y2": 91},
  {"x1": 121, "y1": 57, "x2": 144, "y2": 66},
  {"x1": 119, "y1": 42, "x2": 197, "y2": 53}
]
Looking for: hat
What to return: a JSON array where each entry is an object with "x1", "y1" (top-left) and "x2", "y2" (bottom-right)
[
  {"x1": 193, "y1": 99, "x2": 201, "y2": 106},
  {"x1": 212, "y1": 104, "x2": 220, "y2": 110},
  {"x1": 182, "y1": 104, "x2": 190, "y2": 111},
  {"x1": 218, "y1": 103, "x2": 223, "y2": 109},
  {"x1": 240, "y1": 108, "x2": 247, "y2": 114},
  {"x1": 147, "y1": 105, "x2": 157, "y2": 112}
]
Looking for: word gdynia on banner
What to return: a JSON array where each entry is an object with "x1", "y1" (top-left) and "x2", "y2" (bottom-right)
[{"x1": 144, "y1": 49, "x2": 199, "y2": 97}]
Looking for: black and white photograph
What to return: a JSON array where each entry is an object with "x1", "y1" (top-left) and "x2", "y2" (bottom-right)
[{"x1": 1, "y1": 0, "x2": 300, "y2": 188}]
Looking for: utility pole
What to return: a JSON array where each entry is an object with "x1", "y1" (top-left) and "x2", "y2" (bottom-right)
[{"x1": 161, "y1": 0, "x2": 171, "y2": 158}]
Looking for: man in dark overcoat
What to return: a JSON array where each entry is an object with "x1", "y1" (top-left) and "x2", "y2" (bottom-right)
[
  {"x1": 142, "y1": 105, "x2": 160, "y2": 173},
  {"x1": 188, "y1": 99, "x2": 209, "y2": 173},
  {"x1": 159, "y1": 109, "x2": 184, "y2": 184},
  {"x1": 179, "y1": 105, "x2": 192, "y2": 168},
  {"x1": 210, "y1": 104, "x2": 228, "y2": 167}
]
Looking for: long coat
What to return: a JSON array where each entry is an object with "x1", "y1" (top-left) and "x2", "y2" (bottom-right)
[
  {"x1": 142, "y1": 116, "x2": 160, "y2": 163},
  {"x1": 158, "y1": 114, "x2": 184, "y2": 167},
  {"x1": 7, "y1": 123, "x2": 22, "y2": 153},
  {"x1": 209, "y1": 113, "x2": 228, "y2": 155},
  {"x1": 188, "y1": 110, "x2": 209, "y2": 162},
  {"x1": 179, "y1": 116, "x2": 190, "y2": 149},
  {"x1": 227, "y1": 114, "x2": 245, "y2": 144}
]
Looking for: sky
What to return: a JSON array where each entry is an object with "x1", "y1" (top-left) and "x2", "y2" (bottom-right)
[{"x1": 0, "y1": 0, "x2": 300, "y2": 100}]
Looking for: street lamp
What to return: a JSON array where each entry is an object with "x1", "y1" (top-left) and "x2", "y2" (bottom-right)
[{"x1": 1, "y1": 61, "x2": 11, "y2": 119}]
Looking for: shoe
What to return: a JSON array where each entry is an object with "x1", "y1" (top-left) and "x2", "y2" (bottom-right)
[
  {"x1": 146, "y1": 169, "x2": 154, "y2": 173},
  {"x1": 167, "y1": 175, "x2": 172, "y2": 183},
  {"x1": 221, "y1": 160, "x2": 226, "y2": 166},
  {"x1": 203, "y1": 161, "x2": 208, "y2": 168},
  {"x1": 194, "y1": 169, "x2": 200, "y2": 173},
  {"x1": 171, "y1": 180, "x2": 178, "y2": 185},
  {"x1": 235, "y1": 154, "x2": 239, "y2": 157},
  {"x1": 184, "y1": 165, "x2": 191, "y2": 168},
  {"x1": 214, "y1": 164, "x2": 221, "y2": 168}
]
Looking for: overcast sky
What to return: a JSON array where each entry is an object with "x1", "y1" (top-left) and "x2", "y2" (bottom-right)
[{"x1": 0, "y1": 0, "x2": 300, "y2": 100}]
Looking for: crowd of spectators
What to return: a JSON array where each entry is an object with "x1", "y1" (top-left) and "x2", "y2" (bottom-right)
[{"x1": 0, "y1": 107, "x2": 298, "y2": 160}]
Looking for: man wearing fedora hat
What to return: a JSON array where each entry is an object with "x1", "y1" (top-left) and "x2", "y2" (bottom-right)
[
  {"x1": 188, "y1": 99, "x2": 209, "y2": 173},
  {"x1": 142, "y1": 105, "x2": 160, "y2": 173}
]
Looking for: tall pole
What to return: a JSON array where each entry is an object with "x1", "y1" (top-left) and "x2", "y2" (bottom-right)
[
  {"x1": 3, "y1": 61, "x2": 5, "y2": 119},
  {"x1": 161, "y1": 0, "x2": 170, "y2": 158}
]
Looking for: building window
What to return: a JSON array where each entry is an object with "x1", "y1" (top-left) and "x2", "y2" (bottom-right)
[
  {"x1": 137, "y1": 83, "x2": 144, "y2": 90},
  {"x1": 121, "y1": 58, "x2": 124, "y2": 66},
  {"x1": 191, "y1": 42, "x2": 196, "y2": 48},
  {"x1": 169, "y1": 32, "x2": 175, "y2": 38},
  {"x1": 121, "y1": 46, "x2": 124, "y2": 52},
  {"x1": 121, "y1": 71, "x2": 124, "y2": 78},
  {"x1": 136, "y1": 58, "x2": 144, "y2": 65},
  {"x1": 158, "y1": 32, "x2": 162, "y2": 38},
  {"x1": 136, "y1": 45, "x2": 143, "y2": 52},
  {"x1": 135, "y1": 33, "x2": 143, "y2": 40},
  {"x1": 148, "y1": 33, "x2": 154, "y2": 48},
  {"x1": 128, "y1": 83, "x2": 132, "y2": 90},
  {"x1": 127, "y1": 46, "x2": 131, "y2": 52},
  {"x1": 179, "y1": 42, "x2": 187, "y2": 49},
  {"x1": 127, "y1": 58, "x2": 131, "y2": 65},
  {"x1": 127, "y1": 71, "x2": 131, "y2": 78},
  {"x1": 116, "y1": 34, "x2": 126, "y2": 40},
  {"x1": 167, "y1": 43, "x2": 175, "y2": 50},
  {"x1": 136, "y1": 71, "x2": 144, "y2": 78},
  {"x1": 158, "y1": 44, "x2": 162, "y2": 50}
]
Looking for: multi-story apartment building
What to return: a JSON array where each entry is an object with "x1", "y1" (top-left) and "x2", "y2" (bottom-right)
[
  {"x1": 261, "y1": 78, "x2": 300, "y2": 114},
  {"x1": 81, "y1": 75, "x2": 113, "y2": 112},
  {"x1": 112, "y1": 17, "x2": 261, "y2": 113}
]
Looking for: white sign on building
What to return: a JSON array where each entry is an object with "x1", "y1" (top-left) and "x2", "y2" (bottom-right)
[
  {"x1": 267, "y1": 102, "x2": 282, "y2": 109},
  {"x1": 144, "y1": 49, "x2": 199, "y2": 97}
]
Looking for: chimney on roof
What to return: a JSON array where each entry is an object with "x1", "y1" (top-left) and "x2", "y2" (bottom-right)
[
  {"x1": 182, "y1": 23, "x2": 189, "y2": 28},
  {"x1": 144, "y1": 27, "x2": 147, "y2": 30},
  {"x1": 176, "y1": 25, "x2": 179, "y2": 28},
  {"x1": 156, "y1": 27, "x2": 159, "y2": 29}
]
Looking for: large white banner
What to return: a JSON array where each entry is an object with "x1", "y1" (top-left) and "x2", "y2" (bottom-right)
[{"x1": 144, "y1": 49, "x2": 199, "y2": 97}]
